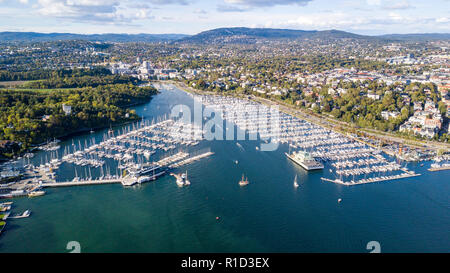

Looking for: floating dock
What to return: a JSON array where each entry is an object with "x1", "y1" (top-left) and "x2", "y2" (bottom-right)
[
  {"x1": 427, "y1": 166, "x2": 450, "y2": 172},
  {"x1": 168, "y1": 152, "x2": 214, "y2": 168},
  {"x1": 321, "y1": 172, "x2": 421, "y2": 186}
]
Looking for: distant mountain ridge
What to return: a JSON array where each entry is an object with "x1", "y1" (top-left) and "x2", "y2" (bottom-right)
[
  {"x1": 0, "y1": 32, "x2": 188, "y2": 42},
  {"x1": 176, "y1": 27, "x2": 368, "y2": 44},
  {"x1": 0, "y1": 28, "x2": 449, "y2": 43}
]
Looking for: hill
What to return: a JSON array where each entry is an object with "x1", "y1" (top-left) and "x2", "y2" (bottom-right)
[
  {"x1": 176, "y1": 27, "x2": 367, "y2": 44},
  {"x1": 0, "y1": 32, "x2": 189, "y2": 42}
]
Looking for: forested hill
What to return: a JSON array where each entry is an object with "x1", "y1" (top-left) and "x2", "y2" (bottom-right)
[
  {"x1": 176, "y1": 27, "x2": 367, "y2": 44},
  {"x1": 0, "y1": 32, "x2": 188, "y2": 42},
  {"x1": 1, "y1": 28, "x2": 449, "y2": 44}
]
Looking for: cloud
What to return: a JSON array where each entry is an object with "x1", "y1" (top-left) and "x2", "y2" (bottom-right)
[
  {"x1": 223, "y1": 0, "x2": 312, "y2": 8},
  {"x1": 217, "y1": 4, "x2": 248, "y2": 12},
  {"x1": 193, "y1": 8, "x2": 207, "y2": 14},
  {"x1": 145, "y1": 0, "x2": 190, "y2": 4},
  {"x1": 260, "y1": 10, "x2": 447, "y2": 34},
  {"x1": 33, "y1": 0, "x2": 158, "y2": 24},
  {"x1": 366, "y1": 0, "x2": 414, "y2": 10}
]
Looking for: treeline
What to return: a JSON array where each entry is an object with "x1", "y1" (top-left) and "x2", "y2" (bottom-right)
[
  {"x1": 0, "y1": 67, "x2": 111, "y2": 81},
  {"x1": 22, "y1": 74, "x2": 138, "y2": 89},
  {"x1": 0, "y1": 84, "x2": 157, "y2": 156}
]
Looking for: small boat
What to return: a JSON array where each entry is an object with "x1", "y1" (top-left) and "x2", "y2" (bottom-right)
[
  {"x1": 0, "y1": 202, "x2": 13, "y2": 206},
  {"x1": 28, "y1": 191, "x2": 45, "y2": 197},
  {"x1": 175, "y1": 172, "x2": 190, "y2": 187},
  {"x1": 239, "y1": 174, "x2": 249, "y2": 187},
  {"x1": 294, "y1": 174, "x2": 299, "y2": 188},
  {"x1": 0, "y1": 205, "x2": 11, "y2": 212},
  {"x1": 0, "y1": 212, "x2": 10, "y2": 220},
  {"x1": 9, "y1": 210, "x2": 31, "y2": 219},
  {"x1": 338, "y1": 198, "x2": 342, "y2": 203},
  {"x1": 0, "y1": 221, "x2": 6, "y2": 235}
]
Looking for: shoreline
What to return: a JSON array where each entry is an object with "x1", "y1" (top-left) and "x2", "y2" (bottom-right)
[
  {"x1": 163, "y1": 80, "x2": 450, "y2": 153},
  {"x1": 0, "y1": 96, "x2": 156, "y2": 162}
]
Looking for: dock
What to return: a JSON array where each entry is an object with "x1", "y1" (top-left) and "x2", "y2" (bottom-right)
[
  {"x1": 41, "y1": 179, "x2": 121, "y2": 188},
  {"x1": 427, "y1": 166, "x2": 450, "y2": 172},
  {"x1": 321, "y1": 172, "x2": 421, "y2": 186},
  {"x1": 168, "y1": 151, "x2": 214, "y2": 168}
]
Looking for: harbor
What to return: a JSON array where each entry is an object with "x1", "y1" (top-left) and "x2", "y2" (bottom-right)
[{"x1": 0, "y1": 84, "x2": 449, "y2": 252}]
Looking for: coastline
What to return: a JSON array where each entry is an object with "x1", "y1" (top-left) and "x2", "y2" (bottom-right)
[
  {"x1": 0, "y1": 95, "x2": 156, "y2": 162},
  {"x1": 163, "y1": 80, "x2": 450, "y2": 153}
]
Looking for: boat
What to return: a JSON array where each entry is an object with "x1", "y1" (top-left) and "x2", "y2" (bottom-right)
[
  {"x1": 0, "y1": 221, "x2": 5, "y2": 235},
  {"x1": 285, "y1": 151, "x2": 324, "y2": 171},
  {"x1": 175, "y1": 172, "x2": 190, "y2": 187},
  {"x1": 28, "y1": 191, "x2": 45, "y2": 197},
  {"x1": 0, "y1": 212, "x2": 10, "y2": 220},
  {"x1": 338, "y1": 198, "x2": 342, "y2": 203},
  {"x1": 0, "y1": 205, "x2": 11, "y2": 212},
  {"x1": 294, "y1": 174, "x2": 299, "y2": 188},
  {"x1": 9, "y1": 210, "x2": 31, "y2": 219},
  {"x1": 239, "y1": 174, "x2": 249, "y2": 187},
  {"x1": 121, "y1": 176, "x2": 138, "y2": 186}
]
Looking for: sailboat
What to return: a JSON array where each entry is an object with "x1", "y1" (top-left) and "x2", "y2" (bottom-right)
[
  {"x1": 239, "y1": 174, "x2": 249, "y2": 186},
  {"x1": 294, "y1": 174, "x2": 299, "y2": 188}
]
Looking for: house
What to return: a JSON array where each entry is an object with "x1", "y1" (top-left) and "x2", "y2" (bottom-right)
[
  {"x1": 367, "y1": 92, "x2": 381, "y2": 100},
  {"x1": 62, "y1": 104, "x2": 72, "y2": 115}
]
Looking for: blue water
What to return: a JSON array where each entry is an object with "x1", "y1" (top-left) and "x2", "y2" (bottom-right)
[{"x1": 0, "y1": 85, "x2": 449, "y2": 253}]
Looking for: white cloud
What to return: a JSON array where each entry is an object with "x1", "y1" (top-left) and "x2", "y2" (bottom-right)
[
  {"x1": 33, "y1": 0, "x2": 158, "y2": 24},
  {"x1": 223, "y1": 0, "x2": 312, "y2": 8},
  {"x1": 366, "y1": 0, "x2": 414, "y2": 10},
  {"x1": 259, "y1": 10, "x2": 449, "y2": 34}
]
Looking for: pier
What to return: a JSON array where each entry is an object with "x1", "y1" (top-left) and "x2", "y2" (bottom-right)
[
  {"x1": 38, "y1": 151, "x2": 214, "y2": 188},
  {"x1": 168, "y1": 151, "x2": 214, "y2": 168},
  {"x1": 321, "y1": 172, "x2": 421, "y2": 186}
]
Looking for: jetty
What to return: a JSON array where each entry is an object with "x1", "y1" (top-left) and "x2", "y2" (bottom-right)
[
  {"x1": 168, "y1": 151, "x2": 214, "y2": 168},
  {"x1": 321, "y1": 172, "x2": 421, "y2": 186}
]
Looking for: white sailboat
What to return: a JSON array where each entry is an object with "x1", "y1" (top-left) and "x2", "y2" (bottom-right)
[{"x1": 294, "y1": 174, "x2": 299, "y2": 188}]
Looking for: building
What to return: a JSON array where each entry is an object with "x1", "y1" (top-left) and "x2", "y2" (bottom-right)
[{"x1": 62, "y1": 104, "x2": 72, "y2": 115}]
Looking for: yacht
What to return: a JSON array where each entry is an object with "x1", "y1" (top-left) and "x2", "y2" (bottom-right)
[
  {"x1": 239, "y1": 174, "x2": 249, "y2": 187},
  {"x1": 28, "y1": 191, "x2": 45, "y2": 197},
  {"x1": 175, "y1": 172, "x2": 190, "y2": 187}
]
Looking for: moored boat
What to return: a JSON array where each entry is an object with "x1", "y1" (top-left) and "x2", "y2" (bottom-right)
[{"x1": 28, "y1": 191, "x2": 45, "y2": 197}]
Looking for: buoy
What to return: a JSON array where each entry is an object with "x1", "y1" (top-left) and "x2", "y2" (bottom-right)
[{"x1": 216, "y1": 216, "x2": 220, "y2": 220}]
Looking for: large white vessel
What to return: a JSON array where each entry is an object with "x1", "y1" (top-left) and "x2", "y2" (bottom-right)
[{"x1": 286, "y1": 151, "x2": 324, "y2": 171}]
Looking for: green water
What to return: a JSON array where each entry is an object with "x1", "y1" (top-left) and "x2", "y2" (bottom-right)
[{"x1": 0, "y1": 85, "x2": 449, "y2": 253}]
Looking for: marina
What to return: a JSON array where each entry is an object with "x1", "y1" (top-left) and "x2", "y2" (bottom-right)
[{"x1": 0, "y1": 84, "x2": 448, "y2": 252}]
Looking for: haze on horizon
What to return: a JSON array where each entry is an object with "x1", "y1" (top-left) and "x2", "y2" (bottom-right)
[{"x1": 0, "y1": 0, "x2": 449, "y2": 35}]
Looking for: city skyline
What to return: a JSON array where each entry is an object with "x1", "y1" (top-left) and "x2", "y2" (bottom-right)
[{"x1": 0, "y1": 0, "x2": 449, "y2": 35}]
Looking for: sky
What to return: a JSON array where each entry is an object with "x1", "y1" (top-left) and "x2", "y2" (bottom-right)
[{"x1": 0, "y1": 0, "x2": 449, "y2": 35}]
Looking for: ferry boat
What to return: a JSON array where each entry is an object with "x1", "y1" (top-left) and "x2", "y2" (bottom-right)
[
  {"x1": 28, "y1": 191, "x2": 45, "y2": 197},
  {"x1": 285, "y1": 151, "x2": 324, "y2": 171},
  {"x1": 239, "y1": 174, "x2": 249, "y2": 187}
]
